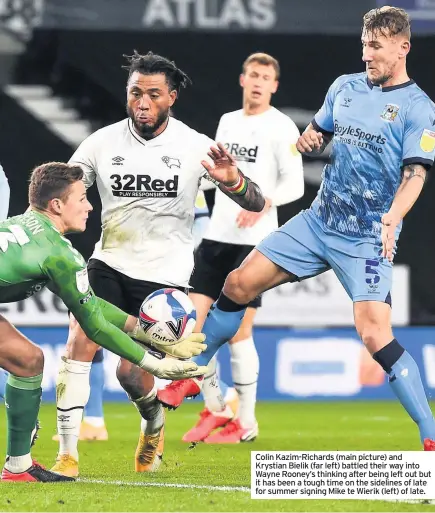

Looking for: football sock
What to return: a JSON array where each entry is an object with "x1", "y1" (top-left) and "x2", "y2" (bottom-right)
[
  {"x1": 202, "y1": 355, "x2": 226, "y2": 413},
  {"x1": 0, "y1": 369, "x2": 8, "y2": 399},
  {"x1": 230, "y1": 337, "x2": 259, "y2": 428},
  {"x1": 219, "y1": 377, "x2": 230, "y2": 401},
  {"x1": 56, "y1": 358, "x2": 91, "y2": 460},
  {"x1": 84, "y1": 350, "x2": 105, "y2": 423},
  {"x1": 4, "y1": 373, "x2": 42, "y2": 472},
  {"x1": 373, "y1": 339, "x2": 435, "y2": 442},
  {"x1": 132, "y1": 386, "x2": 164, "y2": 436},
  {"x1": 193, "y1": 294, "x2": 247, "y2": 367}
]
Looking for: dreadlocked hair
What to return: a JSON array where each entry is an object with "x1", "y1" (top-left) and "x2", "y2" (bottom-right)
[{"x1": 123, "y1": 50, "x2": 192, "y2": 94}]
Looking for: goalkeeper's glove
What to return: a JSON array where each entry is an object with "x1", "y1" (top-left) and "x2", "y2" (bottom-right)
[
  {"x1": 128, "y1": 319, "x2": 207, "y2": 359},
  {"x1": 137, "y1": 350, "x2": 208, "y2": 380},
  {"x1": 154, "y1": 333, "x2": 207, "y2": 359}
]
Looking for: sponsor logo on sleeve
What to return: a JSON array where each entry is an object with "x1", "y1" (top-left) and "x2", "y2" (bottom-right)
[
  {"x1": 290, "y1": 143, "x2": 299, "y2": 156},
  {"x1": 76, "y1": 268, "x2": 90, "y2": 294},
  {"x1": 420, "y1": 129, "x2": 435, "y2": 153}
]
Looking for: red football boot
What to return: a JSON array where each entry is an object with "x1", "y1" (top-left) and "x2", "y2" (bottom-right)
[{"x1": 157, "y1": 377, "x2": 203, "y2": 410}]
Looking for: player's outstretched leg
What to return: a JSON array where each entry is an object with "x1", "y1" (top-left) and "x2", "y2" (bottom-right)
[
  {"x1": 117, "y1": 361, "x2": 164, "y2": 472},
  {"x1": 355, "y1": 302, "x2": 435, "y2": 448},
  {"x1": 375, "y1": 341, "x2": 435, "y2": 444},
  {"x1": 182, "y1": 356, "x2": 236, "y2": 443},
  {"x1": 182, "y1": 291, "x2": 236, "y2": 442},
  {"x1": 81, "y1": 349, "x2": 108, "y2": 441},
  {"x1": 157, "y1": 294, "x2": 247, "y2": 409},
  {"x1": 157, "y1": 249, "x2": 291, "y2": 410}
]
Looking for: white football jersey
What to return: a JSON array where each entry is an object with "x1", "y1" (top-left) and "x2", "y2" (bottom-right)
[
  {"x1": 203, "y1": 107, "x2": 303, "y2": 245},
  {"x1": 70, "y1": 117, "x2": 214, "y2": 286}
]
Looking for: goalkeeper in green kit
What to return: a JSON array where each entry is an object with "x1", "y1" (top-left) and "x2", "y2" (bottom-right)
[{"x1": 0, "y1": 162, "x2": 207, "y2": 482}]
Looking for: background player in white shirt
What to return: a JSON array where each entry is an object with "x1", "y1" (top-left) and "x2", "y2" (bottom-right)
[
  {"x1": 51, "y1": 51, "x2": 265, "y2": 477},
  {"x1": 166, "y1": 53, "x2": 304, "y2": 444}
]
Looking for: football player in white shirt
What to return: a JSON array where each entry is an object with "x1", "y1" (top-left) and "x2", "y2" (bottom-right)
[
  {"x1": 51, "y1": 51, "x2": 265, "y2": 477},
  {"x1": 158, "y1": 53, "x2": 304, "y2": 443}
]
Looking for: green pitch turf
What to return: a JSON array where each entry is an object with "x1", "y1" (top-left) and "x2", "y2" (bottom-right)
[{"x1": 0, "y1": 401, "x2": 434, "y2": 512}]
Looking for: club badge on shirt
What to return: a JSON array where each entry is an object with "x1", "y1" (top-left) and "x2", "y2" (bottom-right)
[
  {"x1": 161, "y1": 156, "x2": 181, "y2": 169},
  {"x1": 380, "y1": 104, "x2": 399, "y2": 122}
]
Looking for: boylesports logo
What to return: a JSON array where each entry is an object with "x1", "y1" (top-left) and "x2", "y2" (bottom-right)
[
  {"x1": 162, "y1": 156, "x2": 181, "y2": 169},
  {"x1": 224, "y1": 143, "x2": 258, "y2": 163},
  {"x1": 334, "y1": 121, "x2": 386, "y2": 153},
  {"x1": 110, "y1": 174, "x2": 179, "y2": 198}
]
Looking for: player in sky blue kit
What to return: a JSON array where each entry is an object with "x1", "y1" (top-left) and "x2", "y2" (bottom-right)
[{"x1": 158, "y1": 6, "x2": 435, "y2": 450}]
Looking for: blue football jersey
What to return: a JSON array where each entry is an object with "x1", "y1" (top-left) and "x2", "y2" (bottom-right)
[{"x1": 311, "y1": 72, "x2": 435, "y2": 238}]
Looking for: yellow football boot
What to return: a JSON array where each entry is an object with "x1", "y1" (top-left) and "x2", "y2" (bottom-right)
[
  {"x1": 51, "y1": 454, "x2": 79, "y2": 477},
  {"x1": 135, "y1": 425, "x2": 164, "y2": 472}
]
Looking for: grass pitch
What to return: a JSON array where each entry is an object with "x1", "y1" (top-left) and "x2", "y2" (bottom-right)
[{"x1": 0, "y1": 401, "x2": 434, "y2": 512}]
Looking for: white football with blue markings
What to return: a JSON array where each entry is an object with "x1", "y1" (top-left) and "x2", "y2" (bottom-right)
[{"x1": 139, "y1": 288, "x2": 196, "y2": 346}]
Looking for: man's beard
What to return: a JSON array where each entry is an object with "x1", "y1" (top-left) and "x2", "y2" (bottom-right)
[
  {"x1": 369, "y1": 64, "x2": 394, "y2": 86},
  {"x1": 126, "y1": 105, "x2": 169, "y2": 139},
  {"x1": 371, "y1": 73, "x2": 392, "y2": 86}
]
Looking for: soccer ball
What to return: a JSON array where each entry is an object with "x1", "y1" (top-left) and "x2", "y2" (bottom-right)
[{"x1": 139, "y1": 288, "x2": 196, "y2": 347}]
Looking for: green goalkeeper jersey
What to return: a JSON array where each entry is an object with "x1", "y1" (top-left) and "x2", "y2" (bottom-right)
[{"x1": 0, "y1": 210, "x2": 145, "y2": 365}]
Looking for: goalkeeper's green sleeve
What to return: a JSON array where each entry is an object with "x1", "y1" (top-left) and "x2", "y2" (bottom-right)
[{"x1": 96, "y1": 296, "x2": 130, "y2": 330}]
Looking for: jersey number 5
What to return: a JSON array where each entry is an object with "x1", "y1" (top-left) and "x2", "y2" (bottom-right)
[{"x1": 0, "y1": 225, "x2": 30, "y2": 252}]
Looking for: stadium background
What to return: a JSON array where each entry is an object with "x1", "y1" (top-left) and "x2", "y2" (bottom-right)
[{"x1": 1, "y1": 0, "x2": 435, "y2": 403}]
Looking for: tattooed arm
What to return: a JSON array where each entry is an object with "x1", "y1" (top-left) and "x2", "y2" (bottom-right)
[
  {"x1": 201, "y1": 142, "x2": 265, "y2": 212},
  {"x1": 390, "y1": 164, "x2": 427, "y2": 217},
  {"x1": 217, "y1": 170, "x2": 265, "y2": 212},
  {"x1": 381, "y1": 163, "x2": 427, "y2": 261}
]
